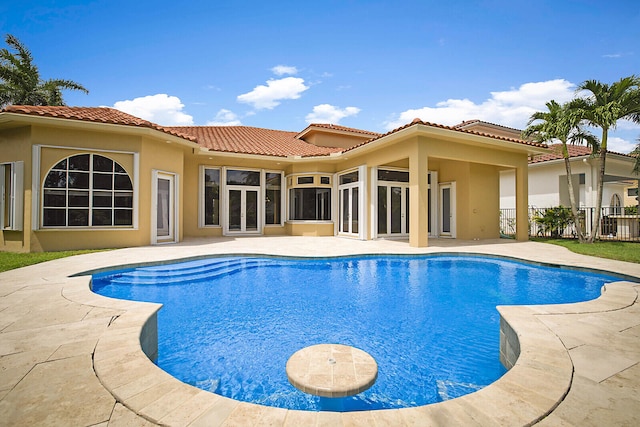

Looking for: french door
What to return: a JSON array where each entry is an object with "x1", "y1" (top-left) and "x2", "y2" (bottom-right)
[
  {"x1": 377, "y1": 184, "x2": 409, "y2": 236},
  {"x1": 226, "y1": 186, "x2": 260, "y2": 234},
  {"x1": 339, "y1": 185, "x2": 359, "y2": 235}
]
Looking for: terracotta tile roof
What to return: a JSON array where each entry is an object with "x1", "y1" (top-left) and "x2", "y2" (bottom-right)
[
  {"x1": 530, "y1": 143, "x2": 633, "y2": 164},
  {"x1": 166, "y1": 126, "x2": 343, "y2": 157},
  {"x1": 1, "y1": 105, "x2": 197, "y2": 141},
  {"x1": 2, "y1": 106, "x2": 548, "y2": 158},
  {"x1": 454, "y1": 119, "x2": 523, "y2": 133},
  {"x1": 343, "y1": 118, "x2": 548, "y2": 153},
  {"x1": 298, "y1": 123, "x2": 382, "y2": 138}
]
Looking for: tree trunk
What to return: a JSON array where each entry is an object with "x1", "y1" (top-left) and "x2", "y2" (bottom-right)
[
  {"x1": 588, "y1": 136, "x2": 608, "y2": 243},
  {"x1": 562, "y1": 145, "x2": 586, "y2": 242}
]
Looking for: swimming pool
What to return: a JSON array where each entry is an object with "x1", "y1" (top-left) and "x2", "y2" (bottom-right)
[{"x1": 91, "y1": 254, "x2": 620, "y2": 412}]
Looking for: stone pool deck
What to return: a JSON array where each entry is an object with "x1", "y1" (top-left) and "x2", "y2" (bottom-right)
[{"x1": 0, "y1": 237, "x2": 638, "y2": 426}]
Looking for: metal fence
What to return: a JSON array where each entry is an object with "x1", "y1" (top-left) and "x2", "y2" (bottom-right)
[{"x1": 500, "y1": 207, "x2": 640, "y2": 242}]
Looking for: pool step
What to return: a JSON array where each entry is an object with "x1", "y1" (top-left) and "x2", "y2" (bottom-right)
[
  {"x1": 122, "y1": 258, "x2": 259, "y2": 278},
  {"x1": 105, "y1": 258, "x2": 267, "y2": 285}
]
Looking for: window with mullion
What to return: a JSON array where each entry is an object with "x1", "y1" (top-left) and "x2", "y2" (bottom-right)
[{"x1": 42, "y1": 153, "x2": 133, "y2": 227}]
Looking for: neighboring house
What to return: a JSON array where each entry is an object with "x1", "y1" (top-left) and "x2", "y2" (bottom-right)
[
  {"x1": 500, "y1": 143, "x2": 639, "y2": 212},
  {"x1": 0, "y1": 106, "x2": 545, "y2": 252},
  {"x1": 454, "y1": 120, "x2": 639, "y2": 212}
]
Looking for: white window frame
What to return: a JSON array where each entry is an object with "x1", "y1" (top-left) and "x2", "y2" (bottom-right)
[
  {"x1": 1, "y1": 161, "x2": 24, "y2": 231},
  {"x1": 31, "y1": 145, "x2": 139, "y2": 230},
  {"x1": 336, "y1": 165, "x2": 367, "y2": 240}
]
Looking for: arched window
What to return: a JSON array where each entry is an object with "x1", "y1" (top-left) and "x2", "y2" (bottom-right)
[
  {"x1": 610, "y1": 193, "x2": 622, "y2": 216},
  {"x1": 43, "y1": 154, "x2": 133, "y2": 227}
]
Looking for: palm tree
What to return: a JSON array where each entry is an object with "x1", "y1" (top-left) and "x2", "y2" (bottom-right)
[
  {"x1": 572, "y1": 76, "x2": 640, "y2": 242},
  {"x1": 633, "y1": 138, "x2": 640, "y2": 175},
  {"x1": 523, "y1": 100, "x2": 598, "y2": 242},
  {"x1": 0, "y1": 34, "x2": 88, "y2": 107}
]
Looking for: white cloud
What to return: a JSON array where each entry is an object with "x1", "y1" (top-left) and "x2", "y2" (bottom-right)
[
  {"x1": 607, "y1": 136, "x2": 638, "y2": 154},
  {"x1": 237, "y1": 77, "x2": 309, "y2": 110},
  {"x1": 206, "y1": 109, "x2": 242, "y2": 126},
  {"x1": 271, "y1": 65, "x2": 298, "y2": 76},
  {"x1": 113, "y1": 94, "x2": 194, "y2": 126},
  {"x1": 305, "y1": 104, "x2": 360, "y2": 124},
  {"x1": 383, "y1": 79, "x2": 576, "y2": 131}
]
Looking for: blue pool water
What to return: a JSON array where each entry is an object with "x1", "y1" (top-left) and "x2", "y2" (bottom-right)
[{"x1": 91, "y1": 255, "x2": 621, "y2": 411}]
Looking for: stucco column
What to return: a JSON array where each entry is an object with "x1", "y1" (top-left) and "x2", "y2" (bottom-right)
[
  {"x1": 515, "y1": 161, "x2": 529, "y2": 241},
  {"x1": 409, "y1": 139, "x2": 429, "y2": 247}
]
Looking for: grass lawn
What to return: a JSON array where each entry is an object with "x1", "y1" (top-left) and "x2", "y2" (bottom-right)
[
  {"x1": 532, "y1": 238, "x2": 640, "y2": 264},
  {"x1": 0, "y1": 250, "x2": 104, "y2": 273}
]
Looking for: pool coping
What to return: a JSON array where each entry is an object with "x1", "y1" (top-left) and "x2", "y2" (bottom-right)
[{"x1": 2, "y1": 237, "x2": 640, "y2": 425}]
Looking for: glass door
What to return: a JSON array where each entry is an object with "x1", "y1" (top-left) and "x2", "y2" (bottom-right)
[
  {"x1": 154, "y1": 172, "x2": 175, "y2": 244},
  {"x1": 377, "y1": 184, "x2": 409, "y2": 236},
  {"x1": 440, "y1": 182, "x2": 456, "y2": 237},
  {"x1": 339, "y1": 185, "x2": 359, "y2": 235},
  {"x1": 227, "y1": 187, "x2": 259, "y2": 233}
]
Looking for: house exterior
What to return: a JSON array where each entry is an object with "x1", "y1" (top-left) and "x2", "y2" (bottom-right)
[
  {"x1": 500, "y1": 143, "x2": 639, "y2": 211},
  {"x1": 0, "y1": 106, "x2": 546, "y2": 252}
]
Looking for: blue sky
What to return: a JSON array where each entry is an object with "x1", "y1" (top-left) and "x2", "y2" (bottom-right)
[{"x1": 2, "y1": 0, "x2": 639, "y2": 152}]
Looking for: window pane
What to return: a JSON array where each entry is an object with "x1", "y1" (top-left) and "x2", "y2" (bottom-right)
[
  {"x1": 44, "y1": 189, "x2": 66, "y2": 207},
  {"x1": 302, "y1": 188, "x2": 316, "y2": 219},
  {"x1": 42, "y1": 154, "x2": 133, "y2": 228},
  {"x1": 228, "y1": 190, "x2": 241, "y2": 230},
  {"x1": 114, "y1": 193, "x2": 133, "y2": 208},
  {"x1": 68, "y1": 172, "x2": 89, "y2": 189},
  {"x1": 68, "y1": 190, "x2": 89, "y2": 207},
  {"x1": 52, "y1": 159, "x2": 67, "y2": 170},
  {"x1": 43, "y1": 209, "x2": 65, "y2": 226},
  {"x1": 93, "y1": 155, "x2": 113, "y2": 172},
  {"x1": 93, "y1": 173, "x2": 113, "y2": 190},
  {"x1": 320, "y1": 176, "x2": 330, "y2": 185},
  {"x1": 114, "y1": 209, "x2": 132, "y2": 225},
  {"x1": 297, "y1": 176, "x2": 314, "y2": 184},
  {"x1": 289, "y1": 188, "x2": 330, "y2": 221},
  {"x1": 266, "y1": 188, "x2": 281, "y2": 224},
  {"x1": 378, "y1": 186, "x2": 387, "y2": 234},
  {"x1": 68, "y1": 154, "x2": 90, "y2": 171},
  {"x1": 68, "y1": 209, "x2": 89, "y2": 226},
  {"x1": 44, "y1": 171, "x2": 67, "y2": 188},
  {"x1": 318, "y1": 188, "x2": 331, "y2": 220},
  {"x1": 391, "y1": 187, "x2": 401, "y2": 233},
  {"x1": 265, "y1": 173, "x2": 281, "y2": 225},
  {"x1": 246, "y1": 190, "x2": 258, "y2": 231},
  {"x1": 204, "y1": 169, "x2": 220, "y2": 226},
  {"x1": 342, "y1": 189, "x2": 349, "y2": 230},
  {"x1": 227, "y1": 170, "x2": 260, "y2": 186},
  {"x1": 114, "y1": 174, "x2": 133, "y2": 190},
  {"x1": 378, "y1": 170, "x2": 409, "y2": 183},
  {"x1": 339, "y1": 171, "x2": 359, "y2": 185},
  {"x1": 352, "y1": 187, "x2": 359, "y2": 233},
  {"x1": 93, "y1": 191, "x2": 113, "y2": 207},
  {"x1": 92, "y1": 209, "x2": 113, "y2": 226}
]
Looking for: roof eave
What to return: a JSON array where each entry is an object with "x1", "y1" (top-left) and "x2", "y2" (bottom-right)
[
  {"x1": 0, "y1": 112, "x2": 201, "y2": 148},
  {"x1": 343, "y1": 123, "x2": 548, "y2": 157}
]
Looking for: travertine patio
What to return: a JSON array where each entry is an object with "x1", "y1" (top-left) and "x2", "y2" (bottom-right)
[{"x1": 0, "y1": 237, "x2": 638, "y2": 426}]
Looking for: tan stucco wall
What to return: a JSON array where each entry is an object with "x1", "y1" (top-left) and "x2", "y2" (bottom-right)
[
  {"x1": 285, "y1": 222, "x2": 334, "y2": 236},
  {"x1": 1, "y1": 124, "x2": 192, "y2": 252},
  {"x1": 0, "y1": 126, "x2": 31, "y2": 252},
  {"x1": 302, "y1": 132, "x2": 371, "y2": 149}
]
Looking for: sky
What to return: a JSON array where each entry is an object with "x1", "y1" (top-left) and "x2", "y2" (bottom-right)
[{"x1": 2, "y1": 0, "x2": 640, "y2": 152}]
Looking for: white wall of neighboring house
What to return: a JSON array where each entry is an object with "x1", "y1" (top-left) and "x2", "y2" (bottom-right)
[{"x1": 500, "y1": 156, "x2": 632, "y2": 210}]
